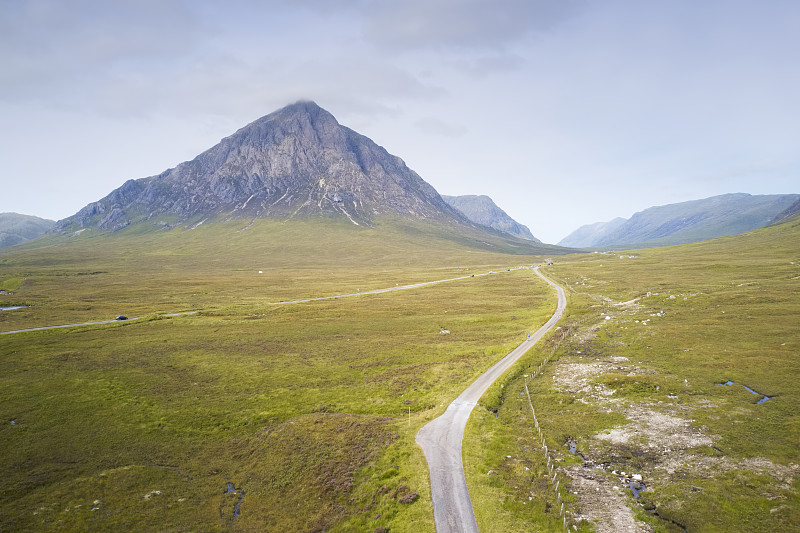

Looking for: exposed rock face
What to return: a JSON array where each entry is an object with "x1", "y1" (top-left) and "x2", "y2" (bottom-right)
[
  {"x1": 558, "y1": 193, "x2": 800, "y2": 249},
  {"x1": 57, "y1": 101, "x2": 467, "y2": 231},
  {"x1": 0, "y1": 213, "x2": 55, "y2": 249},
  {"x1": 441, "y1": 194, "x2": 541, "y2": 242}
]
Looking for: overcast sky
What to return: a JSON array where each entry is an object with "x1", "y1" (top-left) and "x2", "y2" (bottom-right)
[{"x1": 2, "y1": 0, "x2": 798, "y2": 243}]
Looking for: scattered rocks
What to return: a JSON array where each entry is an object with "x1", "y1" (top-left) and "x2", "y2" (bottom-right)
[{"x1": 397, "y1": 491, "x2": 419, "y2": 504}]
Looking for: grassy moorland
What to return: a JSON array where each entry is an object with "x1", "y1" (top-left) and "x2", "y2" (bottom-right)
[
  {"x1": 464, "y1": 214, "x2": 800, "y2": 532},
  {"x1": 0, "y1": 217, "x2": 561, "y2": 532},
  {"x1": 0, "y1": 217, "x2": 562, "y2": 332}
]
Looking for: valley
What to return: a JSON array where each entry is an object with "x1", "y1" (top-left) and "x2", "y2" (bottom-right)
[
  {"x1": 464, "y1": 214, "x2": 800, "y2": 532},
  {"x1": 0, "y1": 100, "x2": 797, "y2": 532},
  {"x1": 2, "y1": 213, "x2": 798, "y2": 532},
  {"x1": 0, "y1": 218, "x2": 561, "y2": 532}
]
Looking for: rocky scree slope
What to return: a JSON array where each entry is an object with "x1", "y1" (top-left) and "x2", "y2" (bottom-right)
[{"x1": 56, "y1": 101, "x2": 472, "y2": 232}]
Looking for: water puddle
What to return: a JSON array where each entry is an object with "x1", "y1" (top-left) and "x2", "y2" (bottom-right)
[
  {"x1": 0, "y1": 306, "x2": 27, "y2": 311},
  {"x1": 718, "y1": 380, "x2": 770, "y2": 404},
  {"x1": 220, "y1": 482, "x2": 245, "y2": 520},
  {"x1": 629, "y1": 479, "x2": 646, "y2": 499},
  {"x1": 743, "y1": 385, "x2": 771, "y2": 404}
]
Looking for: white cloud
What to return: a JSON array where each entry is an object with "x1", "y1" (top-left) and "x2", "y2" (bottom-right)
[{"x1": 361, "y1": 0, "x2": 583, "y2": 51}]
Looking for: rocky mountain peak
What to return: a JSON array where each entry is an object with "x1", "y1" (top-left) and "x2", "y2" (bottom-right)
[{"x1": 57, "y1": 102, "x2": 466, "y2": 231}]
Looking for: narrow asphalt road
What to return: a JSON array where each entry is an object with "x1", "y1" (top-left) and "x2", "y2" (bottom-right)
[
  {"x1": 1, "y1": 267, "x2": 524, "y2": 334},
  {"x1": 0, "y1": 312, "x2": 196, "y2": 335},
  {"x1": 269, "y1": 268, "x2": 522, "y2": 305},
  {"x1": 415, "y1": 267, "x2": 566, "y2": 533},
  {"x1": 0, "y1": 267, "x2": 525, "y2": 335}
]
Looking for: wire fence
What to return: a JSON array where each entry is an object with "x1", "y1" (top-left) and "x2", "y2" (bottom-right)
[{"x1": 524, "y1": 354, "x2": 573, "y2": 532}]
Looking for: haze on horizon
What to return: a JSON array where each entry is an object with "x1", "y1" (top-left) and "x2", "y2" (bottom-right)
[{"x1": 1, "y1": 0, "x2": 798, "y2": 244}]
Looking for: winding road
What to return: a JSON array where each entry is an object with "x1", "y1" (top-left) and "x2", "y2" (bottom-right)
[{"x1": 415, "y1": 267, "x2": 566, "y2": 533}]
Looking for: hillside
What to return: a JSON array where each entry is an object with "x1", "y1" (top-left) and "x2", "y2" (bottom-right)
[
  {"x1": 559, "y1": 193, "x2": 799, "y2": 248},
  {"x1": 771, "y1": 197, "x2": 800, "y2": 224},
  {"x1": 556, "y1": 217, "x2": 626, "y2": 248},
  {"x1": 442, "y1": 194, "x2": 540, "y2": 242},
  {"x1": 465, "y1": 212, "x2": 800, "y2": 532},
  {"x1": 0, "y1": 213, "x2": 54, "y2": 249}
]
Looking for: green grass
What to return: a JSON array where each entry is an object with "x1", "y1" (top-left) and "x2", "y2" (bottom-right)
[
  {"x1": 523, "y1": 215, "x2": 800, "y2": 532},
  {"x1": 0, "y1": 217, "x2": 560, "y2": 531},
  {"x1": 3, "y1": 213, "x2": 798, "y2": 531}
]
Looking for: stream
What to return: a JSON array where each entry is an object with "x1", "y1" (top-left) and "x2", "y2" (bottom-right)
[{"x1": 220, "y1": 482, "x2": 245, "y2": 520}]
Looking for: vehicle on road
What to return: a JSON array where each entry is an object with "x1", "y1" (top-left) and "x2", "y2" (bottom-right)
[{"x1": 115, "y1": 316, "x2": 128, "y2": 321}]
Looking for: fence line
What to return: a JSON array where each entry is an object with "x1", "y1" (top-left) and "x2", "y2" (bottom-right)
[{"x1": 524, "y1": 353, "x2": 572, "y2": 532}]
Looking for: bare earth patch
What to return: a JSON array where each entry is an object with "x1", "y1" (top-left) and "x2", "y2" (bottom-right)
[
  {"x1": 595, "y1": 407, "x2": 712, "y2": 452},
  {"x1": 565, "y1": 465, "x2": 653, "y2": 533},
  {"x1": 552, "y1": 352, "x2": 798, "y2": 531}
]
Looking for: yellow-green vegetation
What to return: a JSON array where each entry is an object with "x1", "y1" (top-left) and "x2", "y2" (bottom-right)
[
  {"x1": 464, "y1": 329, "x2": 626, "y2": 532},
  {"x1": 5, "y1": 212, "x2": 797, "y2": 532},
  {"x1": 464, "y1": 214, "x2": 800, "y2": 532},
  {"x1": 0, "y1": 217, "x2": 559, "y2": 532}
]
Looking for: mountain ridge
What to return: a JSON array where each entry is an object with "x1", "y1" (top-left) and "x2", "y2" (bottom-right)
[
  {"x1": 558, "y1": 193, "x2": 800, "y2": 249},
  {"x1": 441, "y1": 194, "x2": 540, "y2": 242},
  {"x1": 0, "y1": 213, "x2": 55, "y2": 250}
]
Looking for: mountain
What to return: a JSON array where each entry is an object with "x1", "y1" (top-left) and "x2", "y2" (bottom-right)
[
  {"x1": 0, "y1": 213, "x2": 55, "y2": 249},
  {"x1": 441, "y1": 195, "x2": 540, "y2": 242},
  {"x1": 558, "y1": 193, "x2": 800, "y2": 249},
  {"x1": 770, "y1": 197, "x2": 800, "y2": 225},
  {"x1": 56, "y1": 101, "x2": 476, "y2": 233},
  {"x1": 557, "y1": 217, "x2": 626, "y2": 248}
]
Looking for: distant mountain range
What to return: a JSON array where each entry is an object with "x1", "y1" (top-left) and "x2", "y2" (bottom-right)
[
  {"x1": 558, "y1": 193, "x2": 800, "y2": 249},
  {"x1": 0, "y1": 213, "x2": 54, "y2": 249},
  {"x1": 442, "y1": 195, "x2": 540, "y2": 242},
  {"x1": 28, "y1": 101, "x2": 800, "y2": 252}
]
